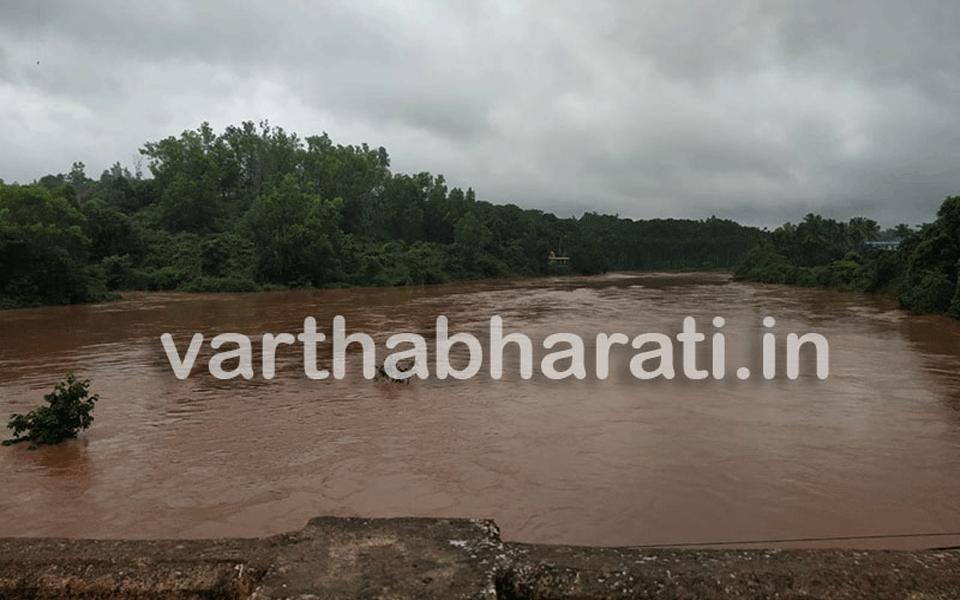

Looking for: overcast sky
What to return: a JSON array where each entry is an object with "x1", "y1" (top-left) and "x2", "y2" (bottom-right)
[{"x1": 2, "y1": 0, "x2": 958, "y2": 228}]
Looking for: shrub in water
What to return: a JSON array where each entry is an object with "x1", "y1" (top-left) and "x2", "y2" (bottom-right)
[{"x1": 3, "y1": 374, "x2": 98, "y2": 449}]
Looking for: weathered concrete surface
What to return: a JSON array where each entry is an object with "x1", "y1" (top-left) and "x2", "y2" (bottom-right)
[
  {"x1": 3, "y1": 517, "x2": 960, "y2": 599},
  {"x1": 248, "y1": 517, "x2": 506, "y2": 600},
  {"x1": 501, "y1": 543, "x2": 960, "y2": 599},
  {"x1": 0, "y1": 536, "x2": 275, "y2": 599}
]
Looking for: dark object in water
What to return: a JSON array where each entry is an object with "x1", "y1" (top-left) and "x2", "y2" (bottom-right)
[{"x1": 375, "y1": 363, "x2": 410, "y2": 384}]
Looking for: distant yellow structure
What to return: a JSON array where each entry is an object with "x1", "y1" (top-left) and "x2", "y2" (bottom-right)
[{"x1": 547, "y1": 250, "x2": 569, "y2": 264}]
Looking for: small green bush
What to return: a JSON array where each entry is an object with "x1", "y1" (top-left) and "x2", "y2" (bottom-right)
[{"x1": 3, "y1": 374, "x2": 99, "y2": 449}]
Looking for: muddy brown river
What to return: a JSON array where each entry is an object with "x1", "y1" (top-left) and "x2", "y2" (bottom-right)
[{"x1": 2, "y1": 272, "x2": 960, "y2": 549}]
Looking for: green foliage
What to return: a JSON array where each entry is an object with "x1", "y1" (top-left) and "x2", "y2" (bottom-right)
[
  {"x1": 453, "y1": 211, "x2": 489, "y2": 254},
  {"x1": 100, "y1": 254, "x2": 141, "y2": 290},
  {"x1": 2, "y1": 122, "x2": 767, "y2": 308},
  {"x1": 897, "y1": 197, "x2": 960, "y2": 315},
  {"x1": 817, "y1": 253, "x2": 872, "y2": 289},
  {"x1": 733, "y1": 241, "x2": 792, "y2": 283},
  {"x1": 950, "y1": 259, "x2": 960, "y2": 319},
  {"x1": 3, "y1": 374, "x2": 99, "y2": 450},
  {"x1": 138, "y1": 231, "x2": 203, "y2": 290},
  {"x1": 81, "y1": 199, "x2": 145, "y2": 262},
  {"x1": 159, "y1": 172, "x2": 221, "y2": 234},
  {"x1": 795, "y1": 268, "x2": 818, "y2": 287},
  {"x1": 900, "y1": 270, "x2": 955, "y2": 314},
  {"x1": 736, "y1": 214, "x2": 893, "y2": 290},
  {"x1": 402, "y1": 241, "x2": 449, "y2": 285},
  {"x1": 201, "y1": 232, "x2": 256, "y2": 280},
  {"x1": 734, "y1": 197, "x2": 960, "y2": 320},
  {"x1": 0, "y1": 183, "x2": 108, "y2": 306},
  {"x1": 242, "y1": 174, "x2": 346, "y2": 286}
]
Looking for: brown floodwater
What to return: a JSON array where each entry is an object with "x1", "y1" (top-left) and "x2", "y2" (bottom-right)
[{"x1": 2, "y1": 272, "x2": 960, "y2": 549}]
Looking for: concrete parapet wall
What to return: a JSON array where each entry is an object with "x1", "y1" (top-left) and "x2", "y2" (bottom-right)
[{"x1": 3, "y1": 517, "x2": 960, "y2": 599}]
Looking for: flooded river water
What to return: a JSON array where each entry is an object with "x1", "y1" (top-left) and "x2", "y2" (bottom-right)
[{"x1": 2, "y1": 272, "x2": 960, "y2": 549}]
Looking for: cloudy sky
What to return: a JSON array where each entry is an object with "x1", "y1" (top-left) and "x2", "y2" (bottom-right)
[{"x1": 1, "y1": 0, "x2": 958, "y2": 228}]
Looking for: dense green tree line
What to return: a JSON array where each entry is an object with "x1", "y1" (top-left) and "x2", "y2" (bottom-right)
[
  {"x1": 1, "y1": 121, "x2": 762, "y2": 308},
  {"x1": 733, "y1": 198, "x2": 960, "y2": 318}
]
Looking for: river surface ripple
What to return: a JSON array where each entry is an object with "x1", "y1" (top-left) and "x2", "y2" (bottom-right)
[{"x1": 2, "y1": 272, "x2": 960, "y2": 549}]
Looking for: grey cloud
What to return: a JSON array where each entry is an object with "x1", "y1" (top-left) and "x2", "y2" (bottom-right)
[
  {"x1": 774, "y1": 0, "x2": 960, "y2": 97},
  {"x1": 1, "y1": 0, "x2": 959, "y2": 229}
]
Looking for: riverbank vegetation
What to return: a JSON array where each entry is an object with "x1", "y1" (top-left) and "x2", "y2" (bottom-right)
[
  {"x1": 0, "y1": 121, "x2": 761, "y2": 308},
  {"x1": 733, "y1": 197, "x2": 960, "y2": 319},
  {"x1": 3, "y1": 374, "x2": 98, "y2": 449}
]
